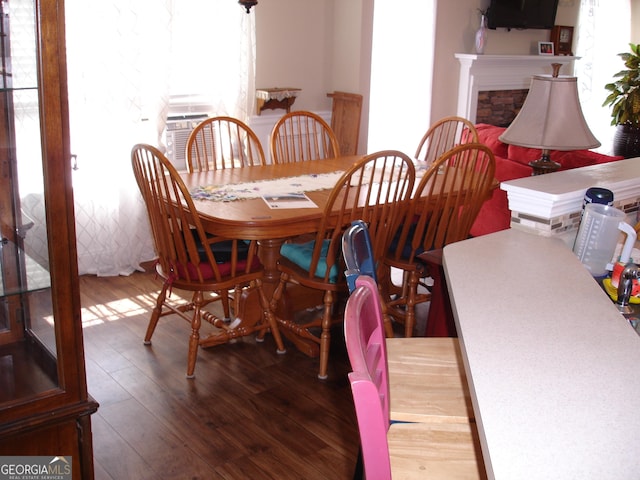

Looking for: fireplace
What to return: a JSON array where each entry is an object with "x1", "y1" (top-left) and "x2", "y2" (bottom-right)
[
  {"x1": 455, "y1": 54, "x2": 576, "y2": 126},
  {"x1": 476, "y1": 89, "x2": 529, "y2": 127}
]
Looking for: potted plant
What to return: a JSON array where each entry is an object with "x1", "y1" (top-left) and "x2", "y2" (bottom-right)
[{"x1": 603, "y1": 43, "x2": 640, "y2": 158}]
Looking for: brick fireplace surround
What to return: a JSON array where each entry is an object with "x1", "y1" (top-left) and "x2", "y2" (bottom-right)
[{"x1": 476, "y1": 89, "x2": 528, "y2": 127}]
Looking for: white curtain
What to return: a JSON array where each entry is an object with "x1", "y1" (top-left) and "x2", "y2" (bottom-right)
[
  {"x1": 64, "y1": 0, "x2": 255, "y2": 276},
  {"x1": 575, "y1": 0, "x2": 631, "y2": 155}
]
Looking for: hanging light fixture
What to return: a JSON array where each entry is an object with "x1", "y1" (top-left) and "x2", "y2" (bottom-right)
[{"x1": 239, "y1": 0, "x2": 257, "y2": 13}]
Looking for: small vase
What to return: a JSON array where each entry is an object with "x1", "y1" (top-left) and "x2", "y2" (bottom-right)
[{"x1": 475, "y1": 15, "x2": 488, "y2": 55}]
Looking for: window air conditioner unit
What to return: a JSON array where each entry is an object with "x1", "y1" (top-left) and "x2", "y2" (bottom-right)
[{"x1": 164, "y1": 115, "x2": 208, "y2": 171}]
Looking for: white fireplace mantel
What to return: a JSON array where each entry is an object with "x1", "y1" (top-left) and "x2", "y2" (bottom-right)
[{"x1": 455, "y1": 54, "x2": 577, "y2": 123}]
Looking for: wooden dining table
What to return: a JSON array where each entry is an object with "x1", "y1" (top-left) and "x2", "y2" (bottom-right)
[
  {"x1": 181, "y1": 156, "x2": 364, "y2": 356},
  {"x1": 180, "y1": 155, "x2": 497, "y2": 355}
]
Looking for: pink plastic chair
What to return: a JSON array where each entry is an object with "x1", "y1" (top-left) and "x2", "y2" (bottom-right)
[
  {"x1": 344, "y1": 275, "x2": 393, "y2": 476},
  {"x1": 344, "y1": 275, "x2": 484, "y2": 479}
]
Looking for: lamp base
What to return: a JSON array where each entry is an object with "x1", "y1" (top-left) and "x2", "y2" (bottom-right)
[{"x1": 528, "y1": 150, "x2": 560, "y2": 176}]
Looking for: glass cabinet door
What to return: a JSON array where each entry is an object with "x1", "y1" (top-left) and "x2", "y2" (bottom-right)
[
  {"x1": 0, "y1": 0, "x2": 59, "y2": 406},
  {"x1": 0, "y1": 1, "x2": 95, "y2": 476}
]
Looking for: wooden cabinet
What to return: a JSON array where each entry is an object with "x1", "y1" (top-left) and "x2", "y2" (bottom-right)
[
  {"x1": 327, "y1": 91, "x2": 363, "y2": 156},
  {"x1": 0, "y1": 0, "x2": 97, "y2": 478}
]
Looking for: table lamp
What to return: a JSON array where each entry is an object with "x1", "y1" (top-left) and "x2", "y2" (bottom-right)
[{"x1": 499, "y1": 63, "x2": 600, "y2": 175}]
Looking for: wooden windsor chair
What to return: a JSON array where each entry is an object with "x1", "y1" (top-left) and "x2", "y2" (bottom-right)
[
  {"x1": 185, "y1": 116, "x2": 266, "y2": 320},
  {"x1": 383, "y1": 143, "x2": 496, "y2": 337},
  {"x1": 415, "y1": 115, "x2": 479, "y2": 165},
  {"x1": 186, "y1": 116, "x2": 265, "y2": 172},
  {"x1": 131, "y1": 143, "x2": 285, "y2": 378},
  {"x1": 269, "y1": 110, "x2": 340, "y2": 164},
  {"x1": 270, "y1": 151, "x2": 416, "y2": 379}
]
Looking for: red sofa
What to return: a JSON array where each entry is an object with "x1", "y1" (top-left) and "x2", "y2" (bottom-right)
[{"x1": 470, "y1": 123, "x2": 624, "y2": 237}]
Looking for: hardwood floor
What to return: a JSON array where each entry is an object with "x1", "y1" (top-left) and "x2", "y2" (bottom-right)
[{"x1": 79, "y1": 271, "x2": 360, "y2": 480}]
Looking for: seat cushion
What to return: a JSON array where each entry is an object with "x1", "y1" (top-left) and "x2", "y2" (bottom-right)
[
  {"x1": 280, "y1": 239, "x2": 339, "y2": 282},
  {"x1": 191, "y1": 229, "x2": 250, "y2": 263},
  {"x1": 177, "y1": 229, "x2": 258, "y2": 280},
  {"x1": 389, "y1": 222, "x2": 427, "y2": 260},
  {"x1": 175, "y1": 256, "x2": 261, "y2": 281}
]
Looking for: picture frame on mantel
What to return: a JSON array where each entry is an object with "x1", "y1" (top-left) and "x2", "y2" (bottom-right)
[
  {"x1": 551, "y1": 25, "x2": 574, "y2": 56},
  {"x1": 538, "y1": 42, "x2": 554, "y2": 56}
]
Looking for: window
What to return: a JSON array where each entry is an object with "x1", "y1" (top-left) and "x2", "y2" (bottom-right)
[
  {"x1": 63, "y1": 0, "x2": 255, "y2": 275},
  {"x1": 575, "y1": 0, "x2": 630, "y2": 154}
]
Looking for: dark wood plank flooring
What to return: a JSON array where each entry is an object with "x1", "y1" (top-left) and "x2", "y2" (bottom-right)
[{"x1": 79, "y1": 271, "x2": 360, "y2": 480}]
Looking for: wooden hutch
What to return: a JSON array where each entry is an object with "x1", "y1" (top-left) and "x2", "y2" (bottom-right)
[{"x1": 0, "y1": 0, "x2": 97, "y2": 478}]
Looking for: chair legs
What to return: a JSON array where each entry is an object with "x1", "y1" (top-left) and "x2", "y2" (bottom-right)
[
  {"x1": 220, "y1": 291, "x2": 231, "y2": 321},
  {"x1": 318, "y1": 290, "x2": 335, "y2": 380},
  {"x1": 187, "y1": 291, "x2": 204, "y2": 379},
  {"x1": 375, "y1": 265, "x2": 396, "y2": 338},
  {"x1": 270, "y1": 273, "x2": 335, "y2": 380},
  {"x1": 143, "y1": 281, "x2": 168, "y2": 345},
  {"x1": 380, "y1": 267, "x2": 417, "y2": 337},
  {"x1": 144, "y1": 278, "x2": 286, "y2": 379},
  {"x1": 382, "y1": 269, "x2": 425, "y2": 338},
  {"x1": 403, "y1": 271, "x2": 419, "y2": 337}
]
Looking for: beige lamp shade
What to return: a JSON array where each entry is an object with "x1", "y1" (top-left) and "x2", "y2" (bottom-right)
[{"x1": 499, "y1": 74, "x2": 600, "y2": 151}]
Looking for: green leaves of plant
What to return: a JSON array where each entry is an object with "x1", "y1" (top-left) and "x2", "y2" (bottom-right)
[{"x1": 603, "y1": 43, "x2": 640, "y2": 126}]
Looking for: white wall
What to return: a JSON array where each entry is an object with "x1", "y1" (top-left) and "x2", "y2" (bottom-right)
[
  {"x1": 255, "y1": 0, "x2": 371, "y2": 152},
  {"x1": 329, "y1": 0, "x2": 372, "y2": 153},
  {"x1": 430, "y1": 0, "x2": 580, "y2": 122},
  {"x1": 254, "y1": 0, "x2": 334, "y2": 112},
  {"x1": 254, "y1": 0, "x2": 582, "y2": 151}
]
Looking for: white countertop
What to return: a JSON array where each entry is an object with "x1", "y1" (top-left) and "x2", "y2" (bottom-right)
[{"x1": 443, "y1": 229, "x2": 640, "y2": 480}]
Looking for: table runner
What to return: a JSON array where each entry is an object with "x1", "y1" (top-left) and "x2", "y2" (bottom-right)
[
  {"x1": 190, "y1": 171, "x2": 346, "y2": 202},
  {"x1": 190, "y1": 161, "x2": 430, "y2": 202}
]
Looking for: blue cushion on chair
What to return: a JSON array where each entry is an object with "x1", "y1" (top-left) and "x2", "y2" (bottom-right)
[
  {"x1": 389, "y1": 222, "x2": 426, "y2": 260},
  {"x1": 280, "y1": 239, "x2": 339, "y2": 283}
]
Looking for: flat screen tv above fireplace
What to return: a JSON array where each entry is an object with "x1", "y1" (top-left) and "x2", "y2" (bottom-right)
[{"x1": 487, "y1": 0, "x2": 559, "y2": 30}]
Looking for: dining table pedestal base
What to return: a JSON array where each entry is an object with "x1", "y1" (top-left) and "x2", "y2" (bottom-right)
[
  {"x1": 230, "y1": 238, "x2": 325, "y2": 357},
  {"x1": 235, "y1": 286, "x2": 322, "y2": 358}
]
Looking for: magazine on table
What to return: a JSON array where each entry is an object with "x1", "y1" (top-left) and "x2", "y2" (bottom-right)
[{"x1": 262, "y1": 192, "x2": 318, "y2": 209}]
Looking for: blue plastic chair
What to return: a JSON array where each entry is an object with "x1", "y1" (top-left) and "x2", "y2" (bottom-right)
[{"x1": 342, "y1": 220, "x2": 377, "y2": 293}]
